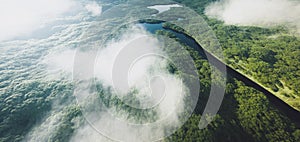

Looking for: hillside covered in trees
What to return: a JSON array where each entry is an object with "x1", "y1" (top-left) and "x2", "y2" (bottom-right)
[
  {"x1": 158, "y1": 25, "x2": 300, "y2": 141},
  {"x1": 174, "y1": 0, "x2": 300, "y2": 111},
  {"x1": 0, "y1": 0, "x2": 299, "y2": 141}
]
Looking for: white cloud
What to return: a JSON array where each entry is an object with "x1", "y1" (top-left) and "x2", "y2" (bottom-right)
[
  {"x1": 41, "y1": 49, "x2": 76, "y2": 80},
  {"x1": 205, "y1": 0, "x2": 300, "y2": 34},
  {"x1": 85, "y1": 1, "x2": 102, "y2": 16},
  {"x1": 23, "y1": 110, "x2": 65, "y2": 142},
  {"x1": 0, "y1": 0, "x2": 78, "y2": 41},
  {"x1": 71, "y1": 26, "x2": 188, "y2": 142}
]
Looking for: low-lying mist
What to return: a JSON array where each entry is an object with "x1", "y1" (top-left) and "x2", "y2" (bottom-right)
[
  {"x1": 69, "y1": 26, "x2": 190, "y2": 141},
  {"x1": 205, "y1": 0, "x2": 300, "y2": 34}
]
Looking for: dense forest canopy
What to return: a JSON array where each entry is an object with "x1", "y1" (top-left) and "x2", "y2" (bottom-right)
[
  {"x1": 0, "y1": 0, "x2": 299, "y2": 141},
  {"x1": 174, "y1": 0, "x2": 300, "y2": 111}
]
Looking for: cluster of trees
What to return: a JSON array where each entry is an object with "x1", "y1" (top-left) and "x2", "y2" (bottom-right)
[
  {"x1": 209, "y1": 20, "x2": 300, "y2": 110},
  {"x1": 95, "y1": 83, "x2": 159, "y2": 124},
  {"x1": 165, "y1": 78, "x2": 300, "y2": 142},
  {"x1": 173, "y1": 0, "x2": 300, "y2": 110},
  {"x1": 1, "y1": 0, "x2": 299, "y2": 141},
  {"x1": 158, "y1": 29, "x2": 299, "y2": 141},
  {"x1": 0, "y1": 81, "x2": 79, "y2": 141},
  {"x1": 233, "y1": 80, "x2": 299, "y2": 142},
  {"x1": 151, "y1": 2, "x2": 300, "y2": 139},
  {"x1": 173, "y1": 0, "x2": 217, "y2": 14},
  {"x1": 2, "y1": 52, "x2": 298, "y2": 142},
  {"x1": 162, "y1": 22, "x2": 185, "y2": 33},
  {"x1": 50, "y1": 106, "x2": 82, "y2": 142}
]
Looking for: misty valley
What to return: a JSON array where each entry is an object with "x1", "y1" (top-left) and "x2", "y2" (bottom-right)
[{"x1": 0, "y1": 0, "x2": 300, "y2": 142}]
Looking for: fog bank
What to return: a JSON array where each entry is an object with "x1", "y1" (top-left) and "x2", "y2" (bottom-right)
[
  {"x1": 71, "y1": 26, "x2": 188, "y2": 142},
  {"x1": 205, "y1": 0, "x2": 300, "y2": 34}
]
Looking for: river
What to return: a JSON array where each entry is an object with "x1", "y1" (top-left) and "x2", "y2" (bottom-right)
[{"x1": 138, "y1": 22, "x2": 300, "y2": 127}]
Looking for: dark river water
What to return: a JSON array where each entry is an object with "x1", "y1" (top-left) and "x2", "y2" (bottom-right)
[{"x1": 139, "y1": 22, "x2": 300, "y2": 127}]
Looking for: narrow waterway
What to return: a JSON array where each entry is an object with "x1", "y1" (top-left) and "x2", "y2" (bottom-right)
[{"x1": 139, "y1": 22, "x2": 300, "y2": 127}]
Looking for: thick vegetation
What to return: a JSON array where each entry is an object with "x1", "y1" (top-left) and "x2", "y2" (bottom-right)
[
  {"x1": 209, "y1": 20, "x2": 300, "y2": 110},
  {"x1": 0, "y1": 81, "x2": 77, "y2": 141},
  {"x1": 174, "y1": 0, "x2": 300, "y2": 110},
  {"x1": 160, "y1": 30, "x2": 300, "y2": 141},
  {"x1": 162, "y1": 0, "x2": 300, "y2": 141},
  {"x1": 0, "y1": 0, "x2": 299, "y2": 141}
]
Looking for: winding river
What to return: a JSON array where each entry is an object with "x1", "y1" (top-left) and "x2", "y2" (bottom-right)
[{"x1": 139, "y1": 22, "x2": 300, "y2": 127}]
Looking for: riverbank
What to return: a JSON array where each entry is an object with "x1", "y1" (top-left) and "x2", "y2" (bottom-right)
[{"x1": 139, "y1": 21, "x2": 300, "y2": 127}]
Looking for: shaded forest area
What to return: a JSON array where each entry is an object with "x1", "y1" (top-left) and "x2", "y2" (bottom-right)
[
  {"x1": 175, "y1": 0, "x2": 300, "y2": 111},
  {"x1": 0, "y1": 0, "x2": 299, "y2": 141},
  {"x1": 165, "y1": 0, "x2": 300, "y2": 141}
]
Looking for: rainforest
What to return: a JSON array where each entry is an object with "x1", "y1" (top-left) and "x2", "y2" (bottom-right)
[{"x1": 0, "y1": 0, "x2": 299, "y2": 142}]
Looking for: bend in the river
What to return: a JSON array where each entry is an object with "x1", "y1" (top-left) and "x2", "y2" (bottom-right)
[{"x1": 139, "y1": 22, "x2": 300, "y2": 127}]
